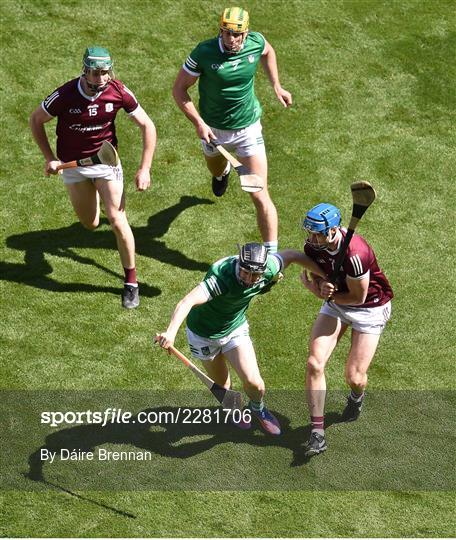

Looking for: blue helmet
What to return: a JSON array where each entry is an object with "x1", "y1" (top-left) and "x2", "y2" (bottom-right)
[{"x1": 302, "y1": 203, "x2": 341, "y2": 236}]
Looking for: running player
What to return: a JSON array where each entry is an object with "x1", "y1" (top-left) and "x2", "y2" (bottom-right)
[
  {"x1": 30, "y1": 46, "x2": 157, "y2": 309},
  {"x1": 156, "y1": 243, "x2": 324, "y2": 435},
  {"x1": 299, "y1": 203, "x2": 394, "y2": 456},
  {"x1": 172, "y1": 7, "x2": 292, "y2": 254}
]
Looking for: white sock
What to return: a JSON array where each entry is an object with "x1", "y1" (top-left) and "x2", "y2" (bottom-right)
[
  {"x1": 350, "y1": 390, "x2": 365, "y2": 403},
  {"x1": 263, "y1": 241, "x2": 278, "y2": 254},
  {"x1": 216, "y1": 162, "x2": 231, "y2": 180}
]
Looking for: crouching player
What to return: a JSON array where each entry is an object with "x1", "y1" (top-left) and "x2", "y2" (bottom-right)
[
  {"x1": 156, "y1": 242, "x2": 324, "y2": 435},
  {"x1": 300, "y1": 203, "x2": 394, "y2": 456}
]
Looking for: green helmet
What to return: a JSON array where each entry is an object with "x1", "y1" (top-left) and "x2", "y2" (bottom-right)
[{"x1": 82, "y1": 46, "x2": 113, "y2": 71}]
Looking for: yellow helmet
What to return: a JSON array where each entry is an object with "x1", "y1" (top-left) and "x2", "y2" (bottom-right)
[{"x1": 219, "y1": 7, "x2": 249, "y2": 33}]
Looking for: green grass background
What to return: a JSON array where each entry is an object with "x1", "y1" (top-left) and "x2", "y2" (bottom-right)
[{"x1": 1, "y1": 0, "x2": 455, "y2": 536}]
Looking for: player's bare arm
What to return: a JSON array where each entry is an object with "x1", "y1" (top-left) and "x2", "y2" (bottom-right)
[
  {"x1": 130, "y1": 107, "x2": 157, "y2": 191},
  {"x1": 329, "y1": 274, "x2": 369, "y2": 306},
  {"x1": 172, "y1": 68, "x2": 216, "y2": 143},
  {"x1": 29, "y1": 106, "x2": 61, "y2": 176},
  {"x1": 278, "y1": 249, "x2": 326, "y2": 277},
  {"x1": 300, "y1": 271, "x2": 333, "y2": 299},
  {"x1": 260, "y1": 40, "x2": 292, "y2": 108},
  {"x1": 156, "y1": 285, "x2": 209, "y2": 350}
]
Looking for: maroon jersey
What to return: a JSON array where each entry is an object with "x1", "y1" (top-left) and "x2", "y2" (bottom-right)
[
  {"x1": 304, "y1": 229, "x2": 393, "y2": 308},
  {"x1": 42, "y1": 77, "x2": 139, "y2": 161}
]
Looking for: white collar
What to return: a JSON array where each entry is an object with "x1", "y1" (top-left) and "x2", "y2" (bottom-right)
[
  {"x1": 78, "y1": 77, "x2": 102, "y2": 101},
  {"x1": 218, "y1": 35, "x2": 245, "y2": 54}
]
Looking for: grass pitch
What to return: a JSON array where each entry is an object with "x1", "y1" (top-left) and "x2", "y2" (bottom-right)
[{"x1": 1, "y1": 0, "x2": 455, "y2": 537}]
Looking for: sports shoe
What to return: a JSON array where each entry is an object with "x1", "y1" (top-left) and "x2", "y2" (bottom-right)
[
  {"x1": 122, "y1": 284, "x2": 139, "y2": 309},
  {"x1": 249, "y1": 402, "x2": 281, "y2": 435},
  {"x1": 304, "y1": 432, "x2": 327, "y2": 456},
  {"x1": 341, "y1": 396, "x2": 363, "y2": 422},
  {"x1": 211, "y1": 166, "x2": 230, "y2": 197},
  {"x1": 228, "y1": 408, "x2": 252, "y2": 430}
]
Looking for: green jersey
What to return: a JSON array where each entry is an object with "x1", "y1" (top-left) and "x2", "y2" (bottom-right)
[
  {"x1": 183, "y1": 31, "x2": 266, "y2": 129},
  {"x1": 186, "y1": 254, "x2": 282, "y2": 339}
]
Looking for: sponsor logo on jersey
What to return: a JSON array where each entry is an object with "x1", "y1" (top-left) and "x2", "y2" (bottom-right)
[
  {"x1": 211, "y1": 63, "x2": 224, "y2": 70},
  {"x1": 105, "y1": 103, "x2": 114, "y2": 112},
  {"x1": 248, "y1": 54, "x2": 255, "y2": 63},
  {"x1": 69, "y1": 122, "x2": 109, "y2": 132},
  {"x1": 69, "y1": 108, "x2": 82, "y2": 114}
]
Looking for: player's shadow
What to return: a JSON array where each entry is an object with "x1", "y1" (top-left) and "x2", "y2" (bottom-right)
[
  {"x1": 26, "y1": 406, "x2": 344, "y2": 487},
  {"x1": 2, "y1": 196, "x2": 213, "y2": 298}
]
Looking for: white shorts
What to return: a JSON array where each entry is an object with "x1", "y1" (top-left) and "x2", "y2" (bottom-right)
[
  {"x1": 62, "y1": 162, "x2": 123, "y2": 185},
  {"x1": 201, "y1": 119, "x2": 265, "y2": 158},
  {"x1": 320, "y1": 300, "x2": 392, "y2": 335},
  {"x1": 185, "y1": 321, "x2": 251, "y2": 361}
]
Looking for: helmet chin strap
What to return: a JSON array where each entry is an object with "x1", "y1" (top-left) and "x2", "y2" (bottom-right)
[
  {"x1": 235, "y1": 262, "x2": 260, "y2": 288},
  {"x1": 322, "y1": 228, "x2": 342, "y2": 251},
  {"x1": 82, "y1": 73, "x2": 110, "y2": 92},
  {"x1": 235, "y1": 262, "x2": 247, "y2": 287},
  {"x1": 326, "y1": 228, "x2": 337, "y2": 244},
  {"x1": 220, "y1": 32, "x2": 247, "y2": 53},
  {"x1": 305, "y1": 227, "x2": 340, "y2": 251}
]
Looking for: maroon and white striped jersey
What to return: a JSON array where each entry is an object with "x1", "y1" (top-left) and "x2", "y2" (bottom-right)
[
  {"x1": 41, "y1": 77, "x2": 140, "y2": 162},
  {"x1": 304, "y1": 229, "x2": 393, "y2": 308}
]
